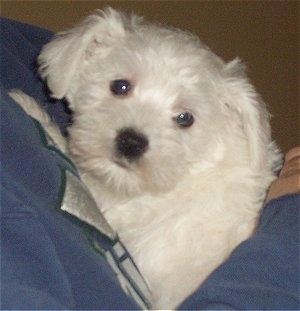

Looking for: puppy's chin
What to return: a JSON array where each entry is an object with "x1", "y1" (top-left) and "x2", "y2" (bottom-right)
[
  {"x1": 77, "y1": 152, "x2": 182, "y2": 199},
  {"x1": 102, "y1": 160, "x2": 144, "y2": 196}
]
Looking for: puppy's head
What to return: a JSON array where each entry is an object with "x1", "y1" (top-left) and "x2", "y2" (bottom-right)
[{"x1": 39, "y1": 8, "x2": 279, "y2": 196}]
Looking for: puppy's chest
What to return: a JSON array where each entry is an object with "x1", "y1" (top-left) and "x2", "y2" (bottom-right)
[
  {"x1": 102, "y1": 190, "x2": 254, "y2": 261},
  {"x1": 100, "y1": 184, "x2": 260, "y2": 309},
  {"x1": 102, "y1": 195, "x2": 184, "y2": 254},
  {"x1": 103, "y1": 195, "x2": 165, "y2": 238}
]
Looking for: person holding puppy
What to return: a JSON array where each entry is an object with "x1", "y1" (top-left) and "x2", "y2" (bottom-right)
[{"x1": 1, "y1": 17, "x2": 299, "y2": 310}]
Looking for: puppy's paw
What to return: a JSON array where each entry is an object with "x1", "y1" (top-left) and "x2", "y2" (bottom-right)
[
  {"x1": 9, "y1": 89, "x2": 67, "y2": 153},
  {"x1": 9, "y1": 89, "x2": 51, "y2": 123}
]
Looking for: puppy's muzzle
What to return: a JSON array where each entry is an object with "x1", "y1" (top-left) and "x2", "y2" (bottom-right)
[{"x1": 115, "y1": 127, "x2": 149, "y2": 160}]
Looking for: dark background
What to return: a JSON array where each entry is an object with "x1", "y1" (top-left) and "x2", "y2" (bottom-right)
[{"x1": 2, "y1": 0, "x2": 299, "y2": 153}]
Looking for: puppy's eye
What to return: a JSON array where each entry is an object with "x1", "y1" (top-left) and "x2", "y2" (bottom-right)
[
  {"x1": 110, "y1": 79, "x2": 131, "y2": 96},
  {"x1": 174, "y1": 112, "x2": 194, "y2": 127}
]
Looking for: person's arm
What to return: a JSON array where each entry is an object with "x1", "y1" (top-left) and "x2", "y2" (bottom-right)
[{"x1": 266, "y1": 146, "x2": 300, "y2": 203}]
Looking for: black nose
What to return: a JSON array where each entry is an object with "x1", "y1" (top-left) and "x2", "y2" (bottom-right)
[{"x1": 115, "y1": 128, "x2": 149, "y2": 159}]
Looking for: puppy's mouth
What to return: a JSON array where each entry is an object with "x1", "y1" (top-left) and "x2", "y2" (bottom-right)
[{"x1": 113, "y1": 159, "x2": 130, "y2": 169}]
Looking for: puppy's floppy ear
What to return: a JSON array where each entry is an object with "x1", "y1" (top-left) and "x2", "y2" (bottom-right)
[
  {"x1": 222, "y1": 58, "x2": 272, "y2": 171},
  {"x1": 38, "y1": 8, "x2": 137, "y2": 99}
]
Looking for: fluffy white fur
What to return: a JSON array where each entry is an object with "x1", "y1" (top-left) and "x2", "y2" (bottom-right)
[{"x1": 11, "y1": 8, "x2": 282, "y2": 309}]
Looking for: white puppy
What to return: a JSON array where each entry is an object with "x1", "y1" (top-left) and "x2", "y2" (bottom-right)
[{"x1": 10, "y1": 8, "x2": 282, "y2": 309}]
